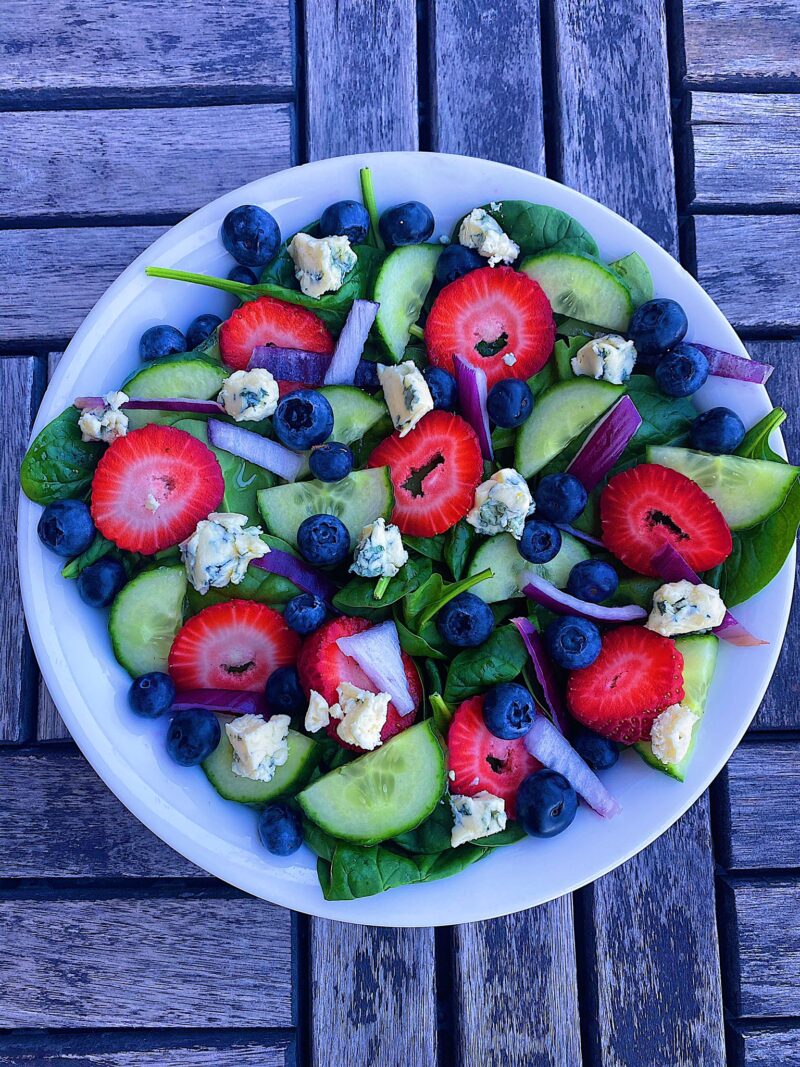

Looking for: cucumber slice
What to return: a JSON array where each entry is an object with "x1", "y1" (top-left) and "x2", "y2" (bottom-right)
[
  {"x1": 635, "y1": 634, "x2": 718, "y2": 781},
  {"x1": 467, "y1": 531, "x2": 590, "y2": 603},
  {"x1": 257, "y1": 467, "x2": 394, "y2": 550},
  {"x1": 297, "y1": 721, "x2": 447, "y2": 845},
  {"x1": 203, "y1": 725, "x2": 320, "y2": 803},
  {"x1": 520, "y1": 252, "x2": 633, "y2": 332},
  {"x1": 123, "y1": 355, "x2": 228, "y2": 430},
  {"x1": 515, "y1": 378, "x2": 623, "y2": 478},
  {"x1": 609, "y1": 251, "x2": 653, "y2": 309},
  {"x1": 109, "y1": 565, "x2": 186, "y2": 677},
  {"x1": 293, "y1": 386, "x2": 388, "y2": 478},
  {"x1": 647, "y1": 446, "x2": 800, "y2": 530},
  {"x1": 373, "y1": 244, "x2": 441, "y2": 362}
]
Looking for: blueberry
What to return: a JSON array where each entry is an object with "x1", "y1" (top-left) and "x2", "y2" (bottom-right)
[
  {"x1": 534, "y1": 473, "x2": 588, "y2": 523},
  {"x1": 37, "y1": 500, "x2": 96, "y2": 558},
  {"x1": 435, "y1": 243, "x2": 483, "y2": 285},
  {"x1": 487, "y1": 379, "x2": 534, "y2": 428},
  {"x1": 379, "y1": 201, "x2": 435, "y2": 248},
  {"x1": 285, "y1": 593, "x2": 327, "y2": 635},
  {"x1": 128, "y1": 671, "x2": 176, "y2": 719},
  {"x1": 77, "y1": 557, "x2": 127, "y2": 607},
  {"x1": 228, "y1": 264, "x2": 259, "y2": 285},
  {"x1": 518, "y1": 518, "x2": 562, "y2": 564},
  {"x1": 423, "y1": 366, "x2": 458, "y2": 412},
  {"x1": 566, "y1": 559, "x2": 619, "y2": 604},
  {"x1": 436, "y1": 592, "x2": 495, "y2": 648},
  {"x1": 629, "y1": 298, "x2": 688, "y2": 357},
  {"x1": 690, "y1": 406, "x2": 745, "y2": 455},
  {"x1": 266, "y1": 665, "x2": 306, "y2": 717},
  {"x1": 309, "y1": 442, "x2": 354, "y2": 482},
  {"x1": 482, "y1": 682, "x2": 536, "y2": 740},
  {"x1": 296, "y1": 513, "x2": 350, "y2": 566},
  {"x1": 257, "y1": 801, "x2": 303, "y2": 856},
  {"x1": 573, "y1": 728, "x2": 619, "y2": 771},
  {"x1": 354, "y1": 359, "x2": 381, "y2": 393},
  {"x1": 139, "y1": 325, "x2": 187, "y2": 361},
  {"x1": 166, "y1": 708, "x2": 220, "y2": 766},
  {"x1": 654, "y1": 342, "x2": 709, "y2": 397},
  {"x1": 319, "y1": 200, "x2": 371, "y2": 244},
  {"x1": 516, "y1": 769, "x2": 578, "y2": 838},
  {"x1": 273, "y1": 389, "x2": 334, "y2": 451},
  {"x1": 544, "y1": 615, "x2": 601, "y2": 670},
  {"x1": 221, "y1": 204, "x2": 281, "y2": 267},
  {"x1": 185, "y1": 313, "x2": 222, "y2": 349}
]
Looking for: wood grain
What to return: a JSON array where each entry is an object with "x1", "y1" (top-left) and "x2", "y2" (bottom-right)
[
  {"x1": 0, "y1": 1036, "x2": 291, "y2": 1067},
  {"x1": 0, "y1": 897, "x2": 293, "y2": 1028},
  {"x1": 304, "y1": 0, "x2": 418, "y2": 160},
  {"x1": 1, "y1": 105, "x2": 294, "y2": 223},
  {"x1": 452, "y1": 897, "x2": 582, "y2": 1067},
  {"x1": 429, "y1": 0, "x2": 546, "y2": 173},
  {"x1": 718, "y1": 742, "x2": 800, "y2": 869},
  {"x1": 683, "y1": 0, "x2": 800, "y2": 87},
  {"x1": 308, "y1": 921, "x2": 437, "y2": 1067},
  {"x1": 728, "y1": 1023, "x2": 800, "y2": 1067}
]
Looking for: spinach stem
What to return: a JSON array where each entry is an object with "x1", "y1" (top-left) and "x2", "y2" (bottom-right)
[
  {"x1": 145, "y1": 266, "x2": 316, "y2": 312},
  {"x1": 359, "y1": 167, "x2": 385, "y2": 251},
  {"x1": 417, "y1": 567, "x2": 494, "y2": 630},
  {"x1": 408, "y1": 323, "x2": 425, "y2": 341},
  {"x1": 373, "y1": 575, "x2": 391, "y2": 601},
  {"x1": 429, "y1": 692, "x2": 453, "y2": 731}
]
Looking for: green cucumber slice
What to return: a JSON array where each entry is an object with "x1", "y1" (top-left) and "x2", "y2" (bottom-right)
[
  {"x1": 297, "y1": 721, "x2": 447, "y2": 845},
  {"x1": 467, "y1": 531, "x2": 590, "y2": 603},
  {"x1": 647, "y1": 445, "x2": 800, "y2": 530},
  {"x1": 515, "y1": 378, "x2": 623, "y2": 478},
  {"x1": 609, "y1": 251, "x2": 653, "y2": 309},
  {"x1": 373, "y1": 244, "x2": 441, "y2": 362},
  {"x1": 293, "y1": 386, "x2": 389, "y2": 478},
  {"x1": 123, "y1": 355, "x2": 228, "y2": 430},
  {"x1": 257, "y1": 467, "x2": 394, "y2": 550},
  {"x1": 109, "y1": 565, "x2": 186, "y2": 677},
  {"x1": 203, "y1": 725, "x2": 320, "y2": 803},
  {"x1": 520, "y1": 252, "x2": 633, "y2": 331}
]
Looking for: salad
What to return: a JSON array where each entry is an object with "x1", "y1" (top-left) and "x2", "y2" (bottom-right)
[{"x1": 21, "y1": 168, "x2": 799, "y2": 902}]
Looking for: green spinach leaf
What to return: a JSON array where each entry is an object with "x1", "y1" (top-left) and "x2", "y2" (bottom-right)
[
  {"x1": 720, "y1": 478, "x2": 800, "y2": 606},
  {"x1": 394, "y1": 615, "x2": 447, "y2": 660},
  {"x1": 393, "y1": 799, "x2": 454, "y2": 854},
  {"x1": 736, "y1": 407, "x2": 786, "y2": 463},
  {"x1": 472, "y1": 821, "x2": 527, "y2": 848},
  {"x1": 61, "y1": 534, "x2": 116, "y2": 579},
  {"x1": 444, "y1": 521, "x2": 475, "y2": 581},
  {"x1": 323, "y1": 840, "x2": 489, "y2": 900},
  {"x1": 482, "y1": 200, "x2": 600, "y2": 259},
  {"x1": 428, "y1": 691, "x2": 453, "y2": 734},
  {"x1": 333, "y1": 557, "x2": 432, "y2": 615},
  {"x1": 302, "y1": 819, "x2": 339, "y2": 862},
  {"x1": 403, "y1": 533, "x2": 446, "y2": 562},
  {"x1": 444, "y1": 625, "x2": 527, "y2": 704},
  {"x1": 20, "y1": 407, "x2": 104, "y2": 504}
]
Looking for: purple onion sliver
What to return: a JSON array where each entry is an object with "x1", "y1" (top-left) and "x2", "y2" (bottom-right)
[
  {"x1": 713, "y1": 614, "x2": 769, "y2": 647},
  {"x1": 510, "y1": 617, "x2": 569, "y2": 734},
  {"x1": 74, "y1": 396, "x2": 103, "y2": 410},
  {"x1": 524, "y1": 714, "x2": 621, "y2": 818},
  {"x1": 521, "y1": 570, "x2": 647, "y2": 623},
  {"x1": 566, "y1": 395, "x2": 642, "y2": 492},
  {"x1": 556, "y1": 523, "x2": 606, "y2": 549},
  {"x1": 323, "y1": 299, "x2": 380, "y2": 386},
  {"x1": 123, "y1": 397, "x2": 224, "y2": 414},
  {"x1": 207, "y1": 418, "x2": 305, "y2": 482},
  {"x1": 250, "y1": 548, "x2": 338, "y2": 604},
  {"x1": 172, "y1": 689, "x2": 267, "y2": 716},
  {"x1": 249, "y1": 345, "x2": 330, "y2": 385},
  {"x1": 454, "y1": 354, "x2": 493, "y2": 460},
  {"x1": 693, "y1": 343, "x2": 773, "y2": 385},
  {"x1": 336, "y1": 620, "x2": 416, "y2": 716}
]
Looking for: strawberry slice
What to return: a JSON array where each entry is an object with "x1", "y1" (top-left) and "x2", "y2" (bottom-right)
[
  {"x1": 447, "y1": 695, "x2": 540, "y2": 818},
  {"x1": 368, "y1": 411, "x2": 483, "y2": 537},
  {"x1": 567, "y1": 626, "x2": 685, "y2": 743},
  {"x1": 297, "y1": 616, "x2": 421, "y2": 751},
  {"x1": 91, "y1": 424, "x2": 224, "y2": 554},
  {"x1": 600, "y1": 463, "x2": 732, "y2": 577},
  {"x1": 169, "y1": 600, "x2": 300, "y2": 692},
  {"x1": 219, "y1": 295, "x2": 334, "y2": 370},
  {"x1": 424, "y1": 266, "x2": 555, "y2": 389}
]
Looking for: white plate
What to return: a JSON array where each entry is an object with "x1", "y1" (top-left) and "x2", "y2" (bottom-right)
[{"x1": 18, "y1": 152, "x2": 793, "y2": 927}]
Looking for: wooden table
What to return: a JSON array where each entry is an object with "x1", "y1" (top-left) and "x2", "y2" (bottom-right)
[{"x1": 2, "y1": 2, "x2": 799, "y2": 1064}]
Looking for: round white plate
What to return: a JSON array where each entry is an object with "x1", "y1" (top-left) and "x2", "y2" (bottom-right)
[{"x1": 18, "y1": 152, "x2": 793, "y2": 927}]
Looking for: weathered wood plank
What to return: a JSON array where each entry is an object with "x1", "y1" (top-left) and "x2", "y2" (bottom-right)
[
  {"x1": 551, "y1": 0, "x2": 677, "y2": 252},
  {"x1": 308, "y1": 922, "x2": 437, "y2": 1066},
  {"x1": 304, "y1": 0, "x2": 418, "y2": 160},
  {"x1": 1, "y1": 105, "x2": 294, "y2": 223},
  {"x1": 0, "y1": 1036, "x2": 291, "y2": 1067},
  {"x1": 728, "y1": 1023, "x2": 800, "y2": 1067},
  {"x1": 0, "y1": 1, "x2": 293, "y2": 104},
  {"x1": 683, "y1": 0, "x2": 800, "y2": 87},
  {"x1": 429, "y1": 0, "x2": 545, "y2": 172},
  {"x1": 452, "y1": 898, "x2": 582, "y2": 1067},
  {"x1": 0, "y1": 897, "x2": 293, "y2": 1027},
  {"x1": 0, "y1": 748, "x2": 202, "y2": 877},
  {"x1": 718, "y1": 742, "x2": 800, "y2": 869},
  {"x1": 690, "y1": 93, "x2": 800, "y2": 207}
]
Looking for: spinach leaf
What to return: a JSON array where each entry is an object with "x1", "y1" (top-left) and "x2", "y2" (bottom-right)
[
  {"x1": 323, "y1": 840, "x2": 489, "y2": 900},
  {"x1": 61, "y1": 534, "x2": 115, "y2": 579},
  {"x1": 423, "y1": 661, "x2": 444, "y2": 699},
  {"x1": 482, "y1": 200, "x2": 600, "y2": 259},
  {"x1": 554, "y1": 336, "x2": 584, "y2": 380},
  {"x1": 622, "y1": 376, "x2": 694, "y2": 460},
  {"x1": 737, "y1": 407, "x2": 787, "y2": 463},
  {"x1": 421, "y1": 846, "x2": 489, "y2": 883},
  {"x1": 393, "y1": 799, "x2": 454, "y2": 854},
  {"x1": 444, "y1": 521, "x2": 475, "y2": 581},
  {"x1": 527, "y1": 360, "x2": 557, "y2": 398},
  {"x1": 20, "y1": 407, "x2": 104, "y2": 504},
  {"x1": 719, "y1": 478, "x2": 800, "y2": 606},
  {"x1": 186, "y1": 556, "x2": 300, "y2": 614},
  {"x1": 403, "y1": 533, "x2": 445, "y2": 562},
  {"x1": 302, "y1": 819, "x2": 338, "y2": 862},
  {"x1": 444, "y1": 625, "x2": 527, "y2": 704},
  {"x1": 610, "y1": 575, "x2": 661, "y2": 610},
  {"x1": 428, "y1": 691, "x2": 453, "y2": 734},
  {"x1": 333, "y1": 557, "x2": 432, "y2": 615},
  {"x1": 317, "y1": 857, "x2": 333, "y2": 897},
  {"x1": 472, "y1": 821, "x2": 527, "y2": 848},
  {"x1": 394, "y1": 615, "x2": 447, "y2": 660}
]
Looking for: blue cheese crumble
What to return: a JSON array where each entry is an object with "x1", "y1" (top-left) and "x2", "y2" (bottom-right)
[
  {"x1": 466, "y1": 468, "x2": 534, "y2": 540},
  {"x1": 331, "y1": 682, "x2": 390, "y2": 751},
  {"x1": 287, "y1": 232, "x2": 357, "y2": 298},
  {"x1": 571, "y1": 334, "x2": 637, "y2": 385},
  {"x1": 378, "y1": 361, "x2": 434, "y2": 437},
  {"x1": 646, "y1": 580, "x2": 726, "y2": 637},
  {"x1": 78, "y1": 391, "x2": 129, "y2": 444},
  {"x1": 458, "y1": 208, "x2": 519, "y2": 267},
  {"x1": 449, "y1": 791, "x2": 507, "y2": 847},
  {"x1": 304, "y1": 690, "x2": 339, "y2": 734},
  {"x1": 350, "y1": 517, "x2": 408, "y2": 579},
  {"x1": 650, "y1": 703, "x2": 699, "y2": 765},
  {"x1": 226, "y1": 713, "x2": 291, "y2": 782},
  {"x1": 179, "y1": 512, "x2": 269, "y2": 595},
  {"x1": 217, "y1": 368, "x2": 279, "y2": 422}
]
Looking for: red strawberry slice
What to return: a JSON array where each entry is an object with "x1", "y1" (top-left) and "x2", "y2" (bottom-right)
[
  {"x1": 297, "y1": 616, "x2": 421, "y2": 752},
  {"x1": 600, "y1": 463, "x2": 732, "y2": 577},
  {"x1": 169, "y1": 600, "x2": 300, "y2": 692},
  {"x1": 567, "y1": 626, "x2": 685, "y2": 743},
  {"x1": 424, "y1": 266, "x2": 555, "y2": 389},
  {"x1": 219, "y1": 295, "x2": 334, "y2": 370},
  {"x1": 91, "y1": 424, "x2": 224, "y2": 554},
  {"x1": 447, "y1": 695, "x2": 540, "y2": 819},
  {"x1": 368, "y1": 411, "x2": 483, "y2": 537}
]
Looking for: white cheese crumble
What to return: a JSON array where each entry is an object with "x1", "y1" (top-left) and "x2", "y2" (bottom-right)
[
  {"x1": 650, "y1": 703, "x2": 699, "y2": 765},
  {"x1": 458, "y1": 208, "x2": 519, "y2": 267},
  {"x1": 502, "y1": 352, "x2": 517, "y2": 366},
  {"x1": 331, "y1": 682, "x2": 390, "y2": 751},
  {"x1": 646, "y1": 580, "x2": 726, "y2": 637},
  {"x1": 571, "y1": 334, "x2": 637, "y2": 385},
  {"x1": 378, "y1": 361, "x2": 434, "y2": 437},
  {"x1": 226, "y1": 713, "x2": 291, "y2": 782},
  {"x1": 287, "y1": 232, "x2": 357, "y2": 298},
  {"x1": 145, "y1": 493, "x2": 160, "y2": 513},
  {"x1": 304, "y1": 690, "x2": 339, "y2": 734},
  {"x1": 449, "y1": 791, "x2": 507, "y2": 847},
  {"x1": 466, "y1": 468, "x2": 534, "y2": 540},
  {"x1": 217, "y1": 368, "x2": 279, "y2": 422},
  {"x1": 350, "y1": 517, "x2": 408, "y2": 579},
  {"x1": 179, "y1": 512, "x2": 269, "y2": 595},
  {"x1": 78, "y1": 390, "x2": 129, "y2": 444}
]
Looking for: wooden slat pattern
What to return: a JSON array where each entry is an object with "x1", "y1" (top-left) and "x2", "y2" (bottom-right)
[
  {"x1": 429, "y1": 0, "x2": 546, "y2": 173},
  {"x1": 2, "y1": 105, "x2": 294, "y2": 223},
  {"x1": 683, "y1": 0, "x2": 800, "y2": 87},
  {"x1": 0, "y1": 1037, "x2": 291, "y2": 1067},
  {"x1": 728, "y1": 1023, "x2": 800, "y2": 1067},
  {"x1": 719, "y1": 742, "x2": 800, "y2": 870}
]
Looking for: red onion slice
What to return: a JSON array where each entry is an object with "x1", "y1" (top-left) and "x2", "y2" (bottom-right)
[
  {"x1": 454, "y1": 354, "x2": 493, "y2": 460},
  {"x1": 567, "y1": 395, "x2": 642, "y2": 491},
  {"x1": 693, "y1": 343, "x2": 773, "y2": 385},
  {"x1": 521, "y1": 570, "x2": 648, "y2": 623},
  {"x1": 323, "y1": 299, "x2": 380, "y2": 385},
  {"x1": 250, "y1": 547, "x2": 338, "y2": 604},
  {"x1": 207, "y1": 419, "x2": 305, "y2": 482},
  {"x1": 172, "y1": 689, "x2": 268, "y2": 716},
  {"x1": 249, "y1": 346, "x2": 331, "y2": 385},
  {"x1": 556, "y1": 523, "x2": 606, "y2": 549},
  {"x1": 511, "y1": 617, "x2": 569, "y2": 734},
  {"x1": 524, "y1": 714, "x2": 621, "y2": 818},
  {"x1": 336, "y1": 620, "x2": 416, "y2": 716},
  {"x1": 75, "y1": 396, "x2": 224, "y2": 415}
]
